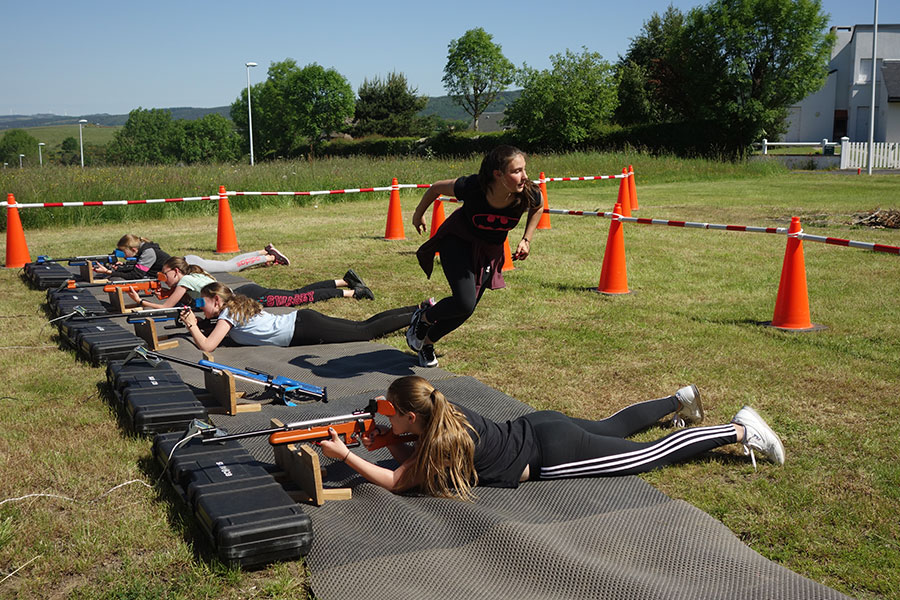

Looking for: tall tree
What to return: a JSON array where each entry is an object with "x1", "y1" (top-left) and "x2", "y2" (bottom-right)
[
  {"x1": 505, "y1": 48, "x2": 618, "y2": 149},
  {"x1": 231, "y1": 59, "x2": 355, "y2": 158},
  {"x1": 614, "y1": 6, "x2": 688, "y2": 125},
  {"x1": 0, "y1": 129, "x2": 39, "y2": 166},
  {"x1": 179, "y1": 114, "x2": 241, "y2": 163},
  {"x1": 442, "y1": 28, "x2": 515, "y2": 131},
  {"x1": 681, "y1": 0, "x2": 834, "y2": 152},
  {"x1": 353, "y1": 72, "x2": 429, "y2": 137},
  {"x1": 106, "y1": 108, "x2": 181, "y2": 165}
]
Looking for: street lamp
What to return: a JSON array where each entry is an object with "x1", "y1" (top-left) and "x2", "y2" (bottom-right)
[
  {"x1": 19, "y1": 154, "x2": 25, "y2": 168},
  {"x1": 38, "y1": 142, "x2": 45, "y2": 167},
  {"x1": 245, "y1": 61, "x2": 258, "y2": 166},
  {"x1": 78, "y1": 119, "x2": 88, "y2": 168}
]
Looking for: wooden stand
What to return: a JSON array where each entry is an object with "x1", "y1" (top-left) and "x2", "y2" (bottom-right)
[
  {"x1": 132, "y1": 318, "x2": 179, "y2": 351},
  {"x1": 106, "y1": 286, "x2": 142, "y2": 313},
  {"x1": 271, "y1": 418, "x2": 352, "y2": 505},
  {"x1": 78, "y1": 263, "x2": 107, "y2": 284},
  {"x1": 199, "y1": 352, "x2": 261, "y2": 415}
]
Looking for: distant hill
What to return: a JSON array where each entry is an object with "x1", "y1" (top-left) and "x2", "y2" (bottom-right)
[
  {"x1": 0, "y1": 91, "x2": 522, "y2": 132},
  {"x1": 0, "y1": 106, "x2": 232, "y2": 131},
  {"x1": 421, "y1": 90, "x2": 521, "y2": 122}
]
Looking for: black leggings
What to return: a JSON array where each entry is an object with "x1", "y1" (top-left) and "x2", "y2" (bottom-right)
[
  {"x1": 290, "y1": 305, "x2": 417, "y2": 346},
  {"x1": 423, "y1": 235, "x2": 492, "y2": 343},
  {"x1": 236, "y1": 281, "x2": 343, "y2": 308},
  {"x1": 526, "y1": 396, "x2": 738, "y2": 479}
]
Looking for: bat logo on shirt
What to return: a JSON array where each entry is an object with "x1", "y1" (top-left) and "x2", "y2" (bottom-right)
[{"x1": 472, "y1": 214, "x2": 520, "y2": 231}]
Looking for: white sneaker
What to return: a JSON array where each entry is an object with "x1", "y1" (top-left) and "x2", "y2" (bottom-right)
[
  {"x1": 672, "y1": 384, "x2": 704, "y2": 427},
  {"x1": 418, "y1": 344, "x2": 438, "y2": 368},
  {"x1": 732, "y1": 406, "x2": 785, "y2": 468}
]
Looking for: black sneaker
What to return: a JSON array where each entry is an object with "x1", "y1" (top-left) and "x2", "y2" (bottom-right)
[
  {"x1": 418, "y1": 344, "x2": 438, "y2": 368},
  {"x1": 406, "y1": 307, "x2": 425, "y2": 352},
  {"x1": 265, "y1": 244, "x2": 290, "y2": 266},
  {"x1": 343, "y1": 269, "x2": 366, "y2": 289},
  {"x1": 353, "y1": 286, "x2": 374, "y2": 300}
]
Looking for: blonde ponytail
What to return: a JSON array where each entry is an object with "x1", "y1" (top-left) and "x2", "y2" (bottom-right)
[{"x1": 200, "y1": 282, "x2": 261, "y2": 325}]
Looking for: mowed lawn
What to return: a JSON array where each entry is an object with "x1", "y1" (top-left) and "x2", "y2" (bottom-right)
[{"x1": 1, "y1": 165, "x2": 899, "y2": 599}]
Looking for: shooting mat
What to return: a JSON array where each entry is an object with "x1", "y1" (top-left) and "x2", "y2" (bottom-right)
[{"x1": 70, "y1": 272, "x2": 850, "y2": 599}]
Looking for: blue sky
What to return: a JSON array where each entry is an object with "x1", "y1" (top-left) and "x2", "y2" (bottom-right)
[{"x1": 2, "y1": 0, "x2": 897, "y2": 116}]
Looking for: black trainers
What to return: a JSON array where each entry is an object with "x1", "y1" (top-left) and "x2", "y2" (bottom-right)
[
  {"x1": 353, "y1": 286, "x2": 374, "y2": 300},
  {"x1": 418, "y1": 344, "x2": 438, "y2": 368},
  {"x1": 406, "y1": 307, "x2": 426, "y2": 352},
  {"x1": 343, "y1": 269, "x2": 366, "y2": 289}
]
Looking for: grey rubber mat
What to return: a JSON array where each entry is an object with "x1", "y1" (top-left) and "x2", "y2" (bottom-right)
[{"x1": 300, "y1": 377, "x2": 852, "y2": 600}]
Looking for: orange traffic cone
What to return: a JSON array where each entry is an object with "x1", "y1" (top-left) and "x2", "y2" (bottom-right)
[
  {"x1": 384, "y1": 177, "x2": 405, "y2": 240},
  {"x1": 628, "y1": 165, "x2": 639, "y2": 210},
  {"x1": 768, "y1": 217, "x2": 824, "y2": 331},
  {"x1": 429, "y1": 197, "x2": 446, "y2": 238},
  {"x1": 617, "y1": 168, "x2": 632, "y2": 217},
  {"x1": 5, "y1": 193, "x2": 31, "y2": 268},
  {"x1": 537, "y1": 172, "x2": 551, "y2": 230},
  {"x1": 596, "y1": 202, "x2": 630, "y2": 294},
  {"x1": 215, "y1": 185, "x2": 240, "y2": 253},
  {"x1": 502, "y1": 238, "x2": 515, "y2": 272}
]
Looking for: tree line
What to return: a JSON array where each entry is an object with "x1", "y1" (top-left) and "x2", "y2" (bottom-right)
[{"x1": 1, "y1": 0, "x2": 833, "y2": 166}]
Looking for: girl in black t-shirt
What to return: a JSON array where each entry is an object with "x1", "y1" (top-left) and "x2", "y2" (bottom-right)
[
  {"x1": 408, "y1": 145, "x2": 544, "y2": 368},
  {"x1": 319, "y1": 376, "x2": 786, "y2": 501}
]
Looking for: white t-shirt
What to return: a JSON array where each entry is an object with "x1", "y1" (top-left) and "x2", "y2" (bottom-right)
[{"x1": 219, "y1": 307, "x2": 297, "y2": 347}]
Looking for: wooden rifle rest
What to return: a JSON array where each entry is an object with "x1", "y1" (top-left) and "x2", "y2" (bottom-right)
[
  {"x1": 271, "y1": 417, "x2": 352, "y2": 505},
  {"x1": 198, "y1": 351, "x2": 261, "y2": 415},
  {"x1": 131, "y1": 317, "x2": 179, "y2": 351}
]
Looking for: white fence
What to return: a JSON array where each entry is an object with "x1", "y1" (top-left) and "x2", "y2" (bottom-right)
[
  {"x1": 840, "y1": 138, "x2": 900, "y2": 170},
  {"x1": 759, "y1": 138, "x2": 837, "y2": 154}
]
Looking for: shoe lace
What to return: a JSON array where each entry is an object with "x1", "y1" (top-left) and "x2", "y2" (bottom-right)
[
  {"x1": 671, "y1": 415, "x2": 686, "y2": 428},
  {"x1": 739, "y1": 429, "x2": 759, "y2": 471}
]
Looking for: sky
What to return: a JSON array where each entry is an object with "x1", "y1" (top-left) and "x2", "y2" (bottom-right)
[{"x1": 2, "y1": 0, "x2": 898, "y2": 117}]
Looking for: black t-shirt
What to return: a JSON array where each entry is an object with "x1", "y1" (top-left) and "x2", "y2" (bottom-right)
[
  {"x1": 454, "y1": 174, "x2": 537, "y2": 245},
  {"x1": 455, "y1": 403, "x2": 537, "y2": 488}
]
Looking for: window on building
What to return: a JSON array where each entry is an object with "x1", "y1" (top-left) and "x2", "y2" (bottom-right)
[{"x1": 858, "y1": 58, "x2": 883, "y2": 84}]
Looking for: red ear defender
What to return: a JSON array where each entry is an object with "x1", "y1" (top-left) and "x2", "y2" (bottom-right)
[{"x1": 375, "y1": 396, "x2": 396, "y2": 416}]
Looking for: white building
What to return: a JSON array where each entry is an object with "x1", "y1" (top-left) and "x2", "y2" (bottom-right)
[{"x1": 786, "y1": 24, "x2": 900, "y2": 143}]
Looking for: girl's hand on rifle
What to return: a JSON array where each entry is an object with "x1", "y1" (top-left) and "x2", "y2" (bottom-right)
[
  {"x1": 179, "y1": 307, "x2": 198, "y2": 329},
  {"x1": 320, "y1": 427, "x2": 349, "y2": 460},
  {"x1": 361, "y1": 425, "x2": 389, "y2": 450},
  {"x1": 126, "y1": 286, "x2": 141, "y2": 303},
  {"x1": 94, "y1": 264, "x2": 112, "y2": 274}
]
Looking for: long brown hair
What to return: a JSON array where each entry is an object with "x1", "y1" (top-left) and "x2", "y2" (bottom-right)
[
  {"x1": 388, "y1": 376, "x2": 478, "y2": 501},
  {"x1": 200, "y1": 282, "x2": 261, "y2": 325},
  {"x1": 164, "y1": 256, "x2": 213, "y2": 279},
  {"x1": 477, "y1": 145, "x2": 541, "y2": 210}
]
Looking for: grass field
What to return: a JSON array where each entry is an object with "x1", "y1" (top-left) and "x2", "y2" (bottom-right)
[
  {"x1": 1, "y1": 156, "x2": 899, "y2": 599},
  {"x1": 11, "y1": 124, "x2": 121, "y2": 149}
]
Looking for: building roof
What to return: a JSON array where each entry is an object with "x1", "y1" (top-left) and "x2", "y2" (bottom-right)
[{"x1": 884, "y1": 61, "x2": 900, "y2": 103}]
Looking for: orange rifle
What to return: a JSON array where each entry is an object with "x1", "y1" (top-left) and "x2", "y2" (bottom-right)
[{"x1": 199, "y1": 397, "x2": 416, "y2": 450}]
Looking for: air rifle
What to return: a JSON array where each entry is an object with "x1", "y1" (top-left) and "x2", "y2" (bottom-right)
[
  {"x1": 123, "y1": 345, "x2": 326, "y2": 406},
  {"x1": 58, "y1": 274, "x2": 161, "y2": 291},
  {"x1": 197, "y1": 396, "x2": 416, "y2": 450},
  {"x1": 63, "y1": 300, "x2": 203, "y2": 325},
  {"x1": 37, "y1": 250, "x2": 133, "y2": 267}
]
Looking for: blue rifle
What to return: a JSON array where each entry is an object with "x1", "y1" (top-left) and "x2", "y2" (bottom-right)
[
  {"x1": 37, "y1": 250, "x2": 135, "y2": 267},
  {"x1": 123, "y1": 345, "x2": 327, "y2": 406},
  {"x1": 62, "y1": 299, "x2": 204, "y2": 324}
]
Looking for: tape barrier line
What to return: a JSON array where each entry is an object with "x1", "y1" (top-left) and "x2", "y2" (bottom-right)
[{"x1": 2, "y1": 195, "x2": 221, "y2": 209}]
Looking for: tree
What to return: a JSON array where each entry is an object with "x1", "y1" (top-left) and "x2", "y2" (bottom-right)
[
  {"x1": 504, "y1": 48, "x2": 618, "y2": 149},
  {"x1": 614, "y1": 6, "x2": 688, "y2": 125},
  {"x1": 353, "y1": 72, "x2": 429, "y2": 138},
  {"x1": 106, "y1": 108, "x2": 181, "y2": 165},
  {"x1": 681, "y1": 0, "x2": 834, "y2": 152},
  {"x1": 179, "y1": 114, "x2": 241, "y2": 163},
  {"x1": 0, "y1": 129, "x2": 39, "y2": 166},
  {"x1": 231, "y1": 59, "x2": 355, "y2": 158},
  {"x1": 442, "y1": 28, "x2": 515, "y2": 131}
]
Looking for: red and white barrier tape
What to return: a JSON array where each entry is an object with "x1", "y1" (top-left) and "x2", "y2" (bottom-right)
[{"x1": 1, "y1": 195, "x2": 221, "y2": 209}]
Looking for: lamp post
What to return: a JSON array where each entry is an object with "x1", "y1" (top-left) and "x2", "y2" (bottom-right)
[
  {"x1": 78, "y1": 119, "x2": 88, "y2": 168},
  {"x1": 866, "y1": 0, "x2": 879, "y2": 175},
  {"x1": 38, "y1": 142, "x2": 45, "y2": 167},
  {"x1": 245, "y1": 61, "x2": 258, "y2": 166},
  {"x1": 19, "y1": 154, "x2": 25, "y2": 168}
]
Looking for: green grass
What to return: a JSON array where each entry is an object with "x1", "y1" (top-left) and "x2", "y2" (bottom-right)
[
  {"x1": 1, "y1": 157, "x2": 899, "y2": 599},
  {"x1": 16, "y1": 124, "x2": 121, "y2": 148}
]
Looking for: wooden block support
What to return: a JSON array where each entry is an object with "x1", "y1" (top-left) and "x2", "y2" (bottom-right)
[
  {"x1": 106, "y1": 286, "x2": 142, "y2": 313},
  {"x1": 201, "y1": 351, "x2": 261, "y2": 415},
  {"x1": 271, "y1": 418, "x2": 352, "y2": 506},
  {"x1": 78, "y1": 263, "x2": 107, "y2": 284},
  {"x1": 131, "y1": 318, "x2": 179, "y2": 351}
]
